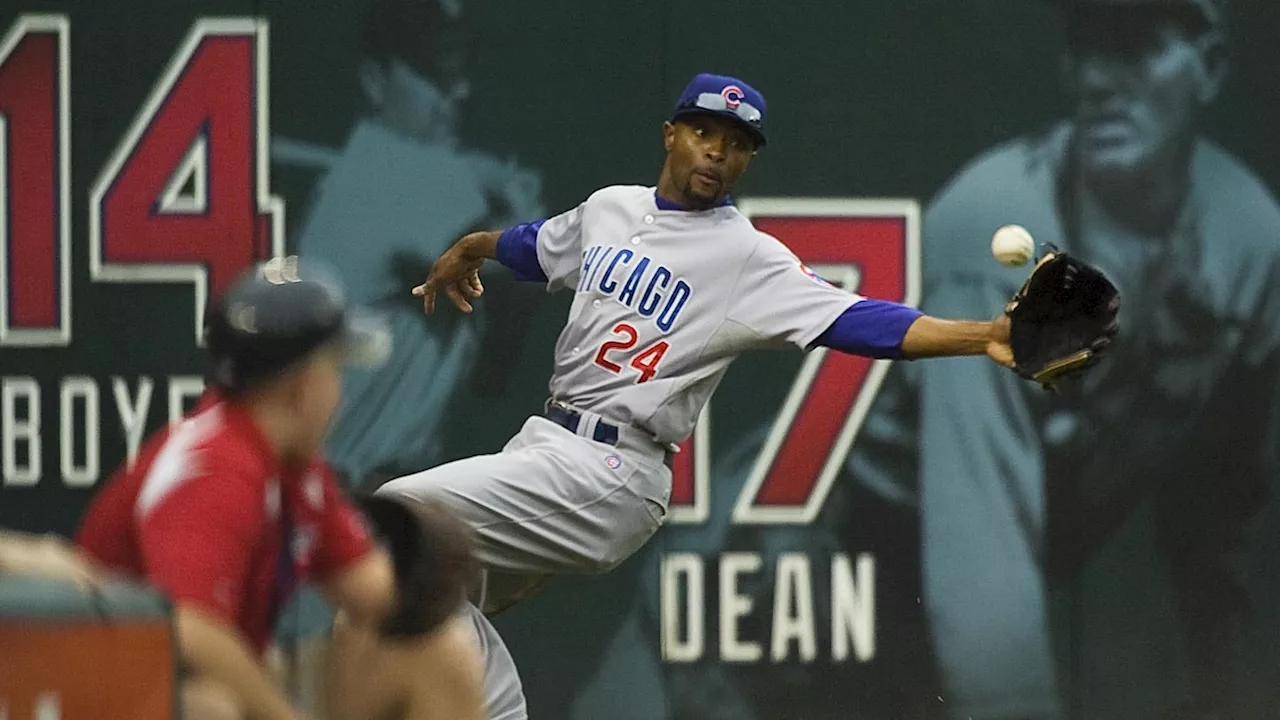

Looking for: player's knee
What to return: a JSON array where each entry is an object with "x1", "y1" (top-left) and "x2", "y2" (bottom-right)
[
  {"x1": 374, "y1": 472, "x2": 455, "y2": 510},
  {"x1": 181, "y1": 677, "x2": 244, "y2": 720},
  {"x1": 590, "y1": 546, "x2": 631, "y2": 574},
  {"x1": 589, "y1": 524, "x2": 653, "y2": 574}
]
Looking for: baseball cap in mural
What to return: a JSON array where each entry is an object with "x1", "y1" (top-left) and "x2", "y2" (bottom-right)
[{"x1": 672, "y1": 73, "x2": 767, "y2": 148}]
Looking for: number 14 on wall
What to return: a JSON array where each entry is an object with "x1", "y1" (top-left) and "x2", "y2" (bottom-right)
[{"x1": 0, "y1": 14, "x2": 283, "y2": 348}]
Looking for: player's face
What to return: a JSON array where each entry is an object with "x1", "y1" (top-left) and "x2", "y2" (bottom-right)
[
  {"x1": 364, "y1": 57, "x2": 469, "y2": 147},
  {"x1": 295, "y1": 344, "x2": 345, "y2": 455},
  {"x1": 1064, "y1": 11, "x2": 1223, "y2": 178},
  {"x1": 662, "y1": 115, "x2": 756, "y2": 209}
]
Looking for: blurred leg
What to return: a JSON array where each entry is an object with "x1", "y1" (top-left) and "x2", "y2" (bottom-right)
[
  {"x1": 376, "y1": 417, "x2": 670, "y2": 615},
  {"x1": 462, "y1": 602, "x2": 528, "y2": 720}
]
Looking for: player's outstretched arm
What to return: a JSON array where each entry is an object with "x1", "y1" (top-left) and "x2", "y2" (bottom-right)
[
  {"x1": 900, "y1": 314, "x2": 1014, "y2": 367},
  {"x1": 808, "y1": 298, "x2": 1013, "y2": 368},
  {"x1": 413, "y1": 202, "x2": 587, "y2": 313},
  {"x1": 807, "y1": 251, "x2": 1114, "y2": 388}
]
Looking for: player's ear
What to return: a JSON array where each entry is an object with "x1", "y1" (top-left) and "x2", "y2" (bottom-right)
[
  {"x1": 359, "y1": 58, "x2": 387, "y2": 109},
  {"x1": 662, "y1": 121, "x2": 676, "y2": 153}
]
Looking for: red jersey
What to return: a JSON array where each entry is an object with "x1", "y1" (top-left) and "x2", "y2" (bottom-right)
[{"x1": 76, "y1": 392, "x2": 374, "y2": 656}]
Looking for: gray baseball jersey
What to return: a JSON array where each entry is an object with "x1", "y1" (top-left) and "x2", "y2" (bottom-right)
[{"x1": 533, "y1": 185, "x2": 858, "y2": 444}]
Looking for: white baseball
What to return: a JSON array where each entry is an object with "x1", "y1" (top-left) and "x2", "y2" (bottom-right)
[{"x1": 991, "y1": 224, "x2": 1035, "y2": 267}]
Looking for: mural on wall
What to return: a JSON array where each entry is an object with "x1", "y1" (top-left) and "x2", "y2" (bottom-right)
[{"x1": 3, "y1": 1, "x2": 1280, "y2": 718}]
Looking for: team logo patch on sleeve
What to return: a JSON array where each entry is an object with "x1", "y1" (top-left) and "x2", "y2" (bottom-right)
[
  {"x1": 799, "y1": 262, "x2": 833, "y2": 286},
  {"x1": 605, "y1": 454, "x2": 623, "y2": 470}
]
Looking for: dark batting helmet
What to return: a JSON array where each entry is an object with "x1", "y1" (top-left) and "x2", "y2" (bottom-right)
[{"x1": 204, "y1": 256, "x2": 390, "y2": 393}]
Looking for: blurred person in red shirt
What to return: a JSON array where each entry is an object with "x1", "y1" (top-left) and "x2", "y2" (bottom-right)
[{"x1": 76, "y1": 256, "x2": 485, "y2": 720}]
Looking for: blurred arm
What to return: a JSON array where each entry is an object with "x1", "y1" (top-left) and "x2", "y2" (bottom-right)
[
  {"x1": 0, "y1": 530, "x2": 38, "y2": 571},
  {"x1": 319, "y1": 550, "x2": 396, "y2": 629},
  {"x1": 0, "y1": 530, "x2": 102, "y2": 590},
  {"x1": 177, "y1": 605, "x2": 302, "y2": 720},
  {"x1": 309, "y1": 473, "x2": 393, "y2": 629}
]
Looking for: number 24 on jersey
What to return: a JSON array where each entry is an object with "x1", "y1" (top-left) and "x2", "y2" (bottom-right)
[{"x1": 593, "y1": 323, "x2": 670, "y2": 383}]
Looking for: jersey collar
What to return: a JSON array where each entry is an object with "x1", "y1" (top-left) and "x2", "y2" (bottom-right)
[{"x1": 654, "y1": 190, "x2": 734, "y2": 211}]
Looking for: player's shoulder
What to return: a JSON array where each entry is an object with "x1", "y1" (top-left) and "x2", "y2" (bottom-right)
[
  {"x1": 140, "y1": 403, "x2": 264, "y2": 496},
  {"x1": 181, "y1": 403, "x2": 249, "y2": 458},
  {"x1": 731, "y1": 223, "x2": 820, "y2": 284},
  {"x1": 741, "y1": 224, "x2": 797, "y2": 259},
  {"x1": 582, "y1": 184, "x2": 654, "y2": 207}
]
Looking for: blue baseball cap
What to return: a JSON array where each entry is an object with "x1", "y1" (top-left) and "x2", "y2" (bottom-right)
[{"x1": 671, "y1": 73, "x2": 767, "y2": 148}]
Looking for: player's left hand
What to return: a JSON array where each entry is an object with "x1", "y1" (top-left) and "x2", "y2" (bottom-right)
[
  {"x1": 985, "y1": 314, "x2": 1015, "y2": 369},
  {"x1": 413, "y1": 242, "x2": 485, "y2": 314}
]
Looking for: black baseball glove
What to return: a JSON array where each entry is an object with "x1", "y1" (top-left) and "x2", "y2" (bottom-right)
[
  {"x1": 1004, "y1": 249, "x2": 1120, "y2": 389},
  {"x1": 355, "y1": 493, "x2": 478, "y2": 639}
]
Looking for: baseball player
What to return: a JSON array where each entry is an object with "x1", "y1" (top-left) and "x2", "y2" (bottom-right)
[
  {"x1": 374, "y1": 71, "x2": 1095, "y2": 617},
  {"x1": 74, "y1": 258, "x2": 510, "y2": 720},
  {"x1": 846, "y1": 0, "x2": 1280, "y2": 717}
]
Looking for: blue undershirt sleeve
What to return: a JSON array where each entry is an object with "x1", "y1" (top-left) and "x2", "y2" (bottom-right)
[
  {"x1": 494, "y1": 220, "x2": 549, "y2": 283},
  {"x1": 810, "y1": 299, "x2": 923, "y2": 359}
]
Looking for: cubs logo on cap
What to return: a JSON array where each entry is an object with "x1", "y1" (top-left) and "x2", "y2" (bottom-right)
[
  {"x1": 672, "y1": 72, "x2": 768, "y2": 148},
  {"x1": 721, "y1": 85, "x2": 744, "y2": 108}
]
